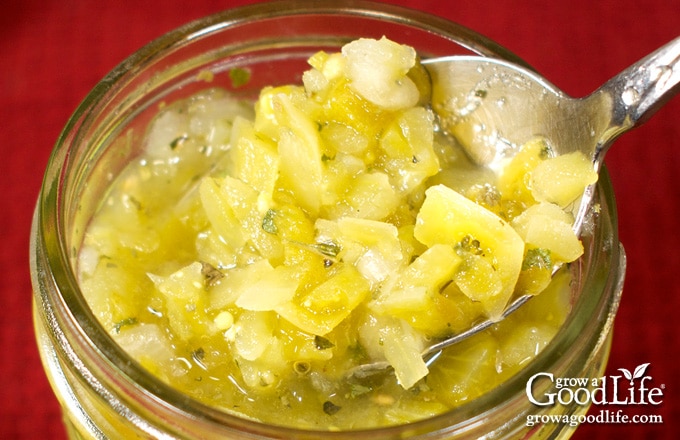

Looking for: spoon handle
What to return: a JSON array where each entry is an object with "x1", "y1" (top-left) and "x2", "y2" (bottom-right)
[{"x1": 601, "y1": 36, "x2": 680, "y2": 128}]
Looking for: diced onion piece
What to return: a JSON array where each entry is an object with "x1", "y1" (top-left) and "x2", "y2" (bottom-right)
[
  {"x1": 359, "y1": 314, "x2": 428, "y2": 389},
  {"x1": 342, "y1": 37, "x2": 419, "y2": 110}
]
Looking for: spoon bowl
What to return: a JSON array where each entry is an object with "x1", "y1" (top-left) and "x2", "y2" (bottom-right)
[
  {"x1": 350, "y1": 36, "x2": 680, "y2": 379},
  {"x1": 426, "y1": 37, "x2": 680, "y2": 235}
]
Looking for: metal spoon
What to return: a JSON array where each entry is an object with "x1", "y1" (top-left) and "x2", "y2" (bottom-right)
[{"x1": 350, "y1": 36, "x2": 680, "y2": 379}]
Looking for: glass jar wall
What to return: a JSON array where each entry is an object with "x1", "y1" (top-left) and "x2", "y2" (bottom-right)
[{"x1": 30, "y1": 1, "x2": 625, "y2": 438}]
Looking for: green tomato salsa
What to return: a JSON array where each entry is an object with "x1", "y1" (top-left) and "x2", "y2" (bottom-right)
[{"x1": 77, "y1": 37, "x2": 597, "y2": 430}]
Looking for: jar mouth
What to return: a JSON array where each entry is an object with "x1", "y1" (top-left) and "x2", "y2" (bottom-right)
[{"x1": 32, "y1": 1, "x2": 625, "y2": 437}]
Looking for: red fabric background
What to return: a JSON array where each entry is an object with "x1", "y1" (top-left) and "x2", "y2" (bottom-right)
[{"x1": 2, "y1": 0, "x2": 678, "y2": 438}]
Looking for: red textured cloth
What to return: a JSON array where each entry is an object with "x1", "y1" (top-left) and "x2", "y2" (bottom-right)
[{"x1": 2, "y1": 0, "x2": 678, "y2": 438}]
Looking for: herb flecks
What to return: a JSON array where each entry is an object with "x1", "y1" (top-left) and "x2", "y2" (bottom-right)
[
  {"x1": 311, "y1": 241, "x2": 341, "y2": 259},
  {"x1": 229, "y1": 67, "x2": 252, "y2": 88},
  {"x1": 522, "y1": 248, "x2": 552, "y2": 271},
  {"x1": 323, "y1": 400, "x2": 342, "y2": 416},
  {"x1": 113, "y1": 317, "x2": 138, "y2": 334},
  {"x1": 125, "y1": 195, "x2": 143, "y2": 211},
  {"x1": 349, "y1": 383, "x2": 372, "y2": 398},
  {"x1": 314, "y1": 335, "x2": 335, "y2": 350},
  {"x1": 262, "y1": 209, "x2": 278, "y2": 234},
  {"x1": 455, "y1": 234, "x2": 483, "y2": 256},
  {"x1": 200, "y1": 261, "x2": 224, "y2": 287},
  {"x1": 170, "y1": 134, "x2": 188, "y2": 150},
  {"x1": 537, "y1": 139, "x2": 552, "y2": 159}
]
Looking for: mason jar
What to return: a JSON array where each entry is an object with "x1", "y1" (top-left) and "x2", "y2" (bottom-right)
[{"x1": 30, "y1": 1, "x2": 625, "y2": 438}]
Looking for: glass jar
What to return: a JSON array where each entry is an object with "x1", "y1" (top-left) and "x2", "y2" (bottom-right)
[{"x1": 30, "y1": 1, "x2": 625, "y2": 438}]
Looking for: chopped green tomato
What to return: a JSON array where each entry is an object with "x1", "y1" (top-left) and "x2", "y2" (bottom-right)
[
  {"x1": 77, "y1": 36, "x2": 590, "y2": 430},
  {"x1": 515, "y1": 248, "x2": 553, "y2": 296},
  {"x1": 220, "y1": 176, "x2": 284, "y2": 262},
  {"x1": 512, "y1": 202, "x2": 584, "y2": 263},
  {"x1": 414, "y1": 184, "x2": 525, "y2": 318},
  {"x1": 147, "y1": 262, "x2": 211, "y2": 341},
  {"x1": 530, "y1": 151, "x2": 598, "y2": 207},
  {"x1": 227, "y1": 116, "x2": 279, "y2": 202},
  {"x1": 497, "y1": 137, "x2": 550, "y2": 209},
  {"x1": 369, "y1": 244, "x2": 461, "y2": 337},
  {"x1": 234, "y1": 264, "x2": 299, "y2": 311},
  {"x1": 379, "y1": 106, "x2": 440, "y2": 195},
  {"x1": 275, "y1": 264, "x2": 370, "y2": 335}
]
